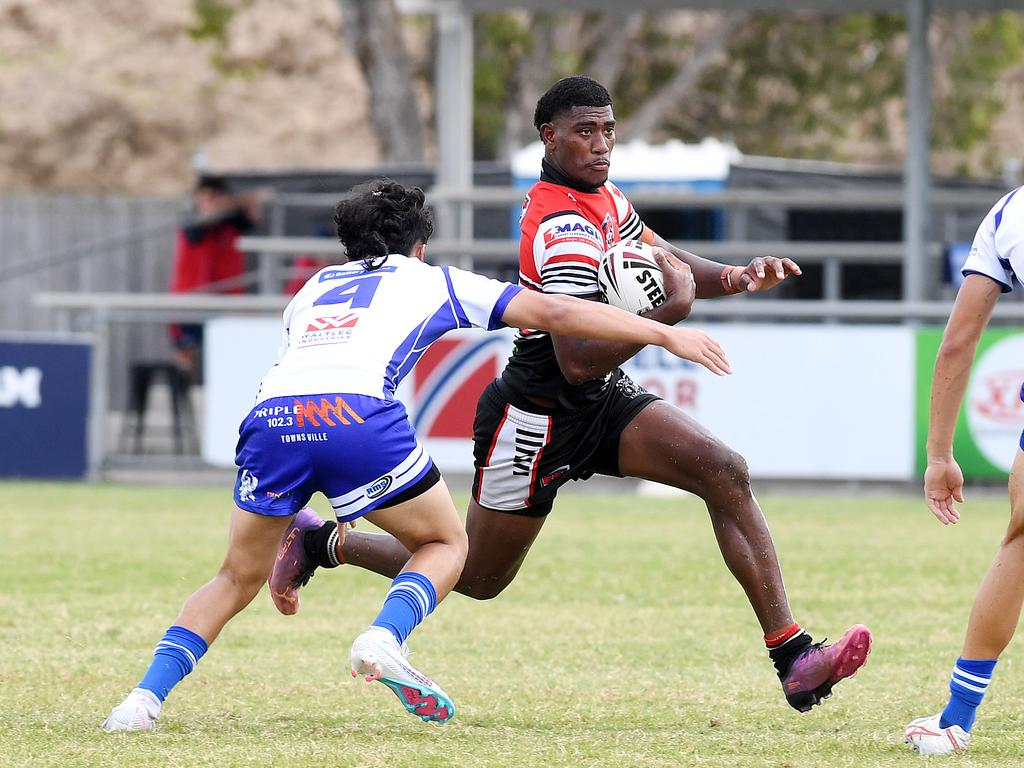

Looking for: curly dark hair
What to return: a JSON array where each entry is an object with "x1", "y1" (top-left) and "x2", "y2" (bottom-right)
[
  {"x1": 196, "y1": 174, "x2": 229, "y2": 194},
  {"x1": 533, "y1": 75, "x2": 612, "y2": 132},
  {"x1": 333, "y1": 178, "x2": 434, "y2": 269}
]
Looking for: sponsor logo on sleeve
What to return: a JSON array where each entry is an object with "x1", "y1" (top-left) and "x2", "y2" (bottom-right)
[{"x1": 542, "y1": 221, "x2": 602, "y2": 247}]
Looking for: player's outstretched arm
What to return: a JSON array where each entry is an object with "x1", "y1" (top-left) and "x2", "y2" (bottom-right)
[
  {"x1": 925, "y1": 274, "x2": 1001, "y2": 524},
  {"x1": 647, "y1": 230, "x2": 801, "y2": 298},
  {"x1": 501, "y1": 289, "x2": 731, "y2": 376}
]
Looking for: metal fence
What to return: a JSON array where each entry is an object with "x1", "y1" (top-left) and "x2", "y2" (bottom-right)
[
  {"x1": 0, "y1": 195, "x2": 185, "y2": 409},
  {"x1": 5, "y1": 184, "x2": 1019, "y2": 471},
  {"x1": 244, "y1": 185, "x2": 1005, "y2": 301}
]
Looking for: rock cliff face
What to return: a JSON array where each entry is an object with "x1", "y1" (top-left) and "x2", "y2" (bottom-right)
[
  {"x1": 4, "y1": 2, "x2": 1020, "y2": 194},
  {"x1": 0, "y1": 0, "x2": 381, "y2": 193}
]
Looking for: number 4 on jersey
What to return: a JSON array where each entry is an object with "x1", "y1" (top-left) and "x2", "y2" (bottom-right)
[{"x1": 313, "y1": 275, "x2": 382, "y2": 309}]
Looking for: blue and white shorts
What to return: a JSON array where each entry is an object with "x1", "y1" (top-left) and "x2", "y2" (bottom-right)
[{"x1": 233, "y1": 393, "x2": 436, "y2": 522}]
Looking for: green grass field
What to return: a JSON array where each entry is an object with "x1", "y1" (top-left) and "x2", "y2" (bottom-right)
[{"x1": 1, "y1": 481, "x2": 1022, "y2": 767}]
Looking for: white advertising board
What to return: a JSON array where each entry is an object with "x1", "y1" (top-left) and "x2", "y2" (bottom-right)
[
  {"x1": 203, "y1": 317, "x2": 281, "y2": 467},
  {"x1": 622, "y1": 325, "x2": 915, "y2": 480},
  {"x1": 204, "y1": 319, "x2": 916, "y2": 480}
]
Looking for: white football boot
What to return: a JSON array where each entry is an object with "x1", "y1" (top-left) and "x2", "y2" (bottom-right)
[
  {"x1": 904, "y1": 713, "x2": 970, "y2": 756},
  {"x1": 349, "y1": 626, "x2": 455, "y2": 724},
  {"x1": 101, "y1": 687, "x2": 161, "y2": 733}
]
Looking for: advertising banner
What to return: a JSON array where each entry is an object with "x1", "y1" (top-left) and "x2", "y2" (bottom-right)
[
  {"x1": 405, "y1": 330, "x2": 513, "y2": 470},
  {"x1": 205, "y1": 320, "x2": 918, "y2": 480},
  {"x1": 203, "y1": 318, "x2": 282, "y2": 466},
  {"x1": 0, "y1": 338, "x2": 91, "y2": 478},
  {"x1": 408, "y1": 324, "x2": 916, "y2": 480},
  {"x1": 916, "y1": 327, "x2": 1024, "y2": 478}
]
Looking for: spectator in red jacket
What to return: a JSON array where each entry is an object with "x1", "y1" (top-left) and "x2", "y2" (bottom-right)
[
  {"x1": 283, "y1": 225, "x2": 332, "y2": 296},
  {"x1": 169, "y1": 176, "x2": 268, "y2": 376}
]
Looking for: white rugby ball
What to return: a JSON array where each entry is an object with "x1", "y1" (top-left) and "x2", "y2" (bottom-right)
[{"x1": 597, "y1": 239, "x2": 666, "y2": 314}]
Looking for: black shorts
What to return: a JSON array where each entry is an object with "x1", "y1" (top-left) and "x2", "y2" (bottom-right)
[{"x1": 471, "y1": 371, "x2": 660, "y2": 517}]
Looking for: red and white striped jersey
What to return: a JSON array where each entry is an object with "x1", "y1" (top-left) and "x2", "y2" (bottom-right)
[{"x1": 500, "y1": 161, "x2": 646, "y2": 409}]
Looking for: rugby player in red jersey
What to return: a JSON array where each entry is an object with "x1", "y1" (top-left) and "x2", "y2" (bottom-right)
[{"x1": 271, "y1": 76, "x2": 871, "y2": 713}]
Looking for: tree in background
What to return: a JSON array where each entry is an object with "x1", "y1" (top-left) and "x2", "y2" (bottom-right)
[
  {"x1": 932, "y1": 12, "x2": 1024, "y2": 175},
  {"x1": 191, "y1": 0, "x2": 431, "y2": 164},
  {"x1": 1, "y1": 4, "x2": 1023, "y2": 192},
  {"x1": 690, "y1": 13, "x2": 907, "y2": 162},
  {"x1": 469, "y1": 10, "x2": 1024, "y2": 178},
  {"x1": 338, "y1": 0, "x2": 427, "y2": 163}
]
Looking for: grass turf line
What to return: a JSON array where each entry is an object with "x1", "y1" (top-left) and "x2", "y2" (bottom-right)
[{"x1": 1, "y1": 481, "x2": 1022, "y2": 767}]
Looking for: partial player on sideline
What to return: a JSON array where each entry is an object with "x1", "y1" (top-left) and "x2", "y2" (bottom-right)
[
  {"x1": 101, "y1": 178, "x2": 731, "y2": 732},
  {"x1": 905, "y1": 185, "x2": 1024, "y2": 756},
  {"x1": 271, "y1": 76, "x2": 872, "y2": 713}
]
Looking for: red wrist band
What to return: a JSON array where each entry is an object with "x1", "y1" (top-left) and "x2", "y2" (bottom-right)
[{"x1": 720, "y1": 265, "x2": 741, "y2": 294}]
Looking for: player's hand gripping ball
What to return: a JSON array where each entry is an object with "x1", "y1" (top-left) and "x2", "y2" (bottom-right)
[{"x1": 598, "y1": 239, "x2": 666, "y2": 314}]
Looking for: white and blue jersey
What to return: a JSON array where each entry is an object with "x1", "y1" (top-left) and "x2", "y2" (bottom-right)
[
  {"x1": 961, "y1": 186, "x2": 1024, "y2": 293},
  {"x1": 233, "y1": 253, "x2": 521, "y2": 520},
  {"x1": 960, "y1": 187, "x2": 1024, "y2": 449}
]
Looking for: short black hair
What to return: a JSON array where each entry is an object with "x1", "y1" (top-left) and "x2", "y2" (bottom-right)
[
  {"x1": 533, "y1": 76, "x2": 612, "y2": 131},
  {"x1": 196, "y1": 174, "x2": 229, "y2": 194},
  {"x1": 333, "y1": 178, "x2": 434, "y2": 268}
]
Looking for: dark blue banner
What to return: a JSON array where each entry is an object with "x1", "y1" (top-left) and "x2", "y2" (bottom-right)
[{"x1": 0, "y1": 339, "x2": 91, "y2": 478}]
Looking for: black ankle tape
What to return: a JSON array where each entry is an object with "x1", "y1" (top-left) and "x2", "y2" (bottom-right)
[
  {"x1": 303, "y1": 520, "x2": 340, "y2": 569},
  {"x1": 769, "y1": 631, "x2": 813, "y2": 678}
]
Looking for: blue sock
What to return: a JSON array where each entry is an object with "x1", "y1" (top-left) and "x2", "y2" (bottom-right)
[
  {"x1": 371, "y1": 572, "x2": 437, "y2": 646},
  {"x1": 940, "y1": 657, "x2": 997, "y2": 732},
  {"x1": 137, "y1": 625, "x2": 209, "y2": 701}
]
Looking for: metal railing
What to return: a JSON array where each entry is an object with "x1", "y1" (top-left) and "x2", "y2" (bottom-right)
[
  {"x1": 21, "y1": 183, "x2": 1009, "y2": 474},
  {"x1": 242, "y1": 184, "x2": 997, "y2": 300},
  {"x1": 32, "y1": 288, "x2": 1024, "y2": 477},
  {"x1": 238, "y1": 233, "x2": 946, "y2": 303},
  {"x1": 267, "y1": 186, "x2": 1002, "y2": 209}
]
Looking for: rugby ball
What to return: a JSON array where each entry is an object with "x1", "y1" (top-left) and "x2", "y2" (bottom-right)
[{"x1": 597, "y1": 239, "x2": 666, "y2": 314}]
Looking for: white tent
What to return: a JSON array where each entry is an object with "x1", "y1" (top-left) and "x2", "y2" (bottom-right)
[{"x1": 511, "y1": 138, "x2": 742, "y2": 187}]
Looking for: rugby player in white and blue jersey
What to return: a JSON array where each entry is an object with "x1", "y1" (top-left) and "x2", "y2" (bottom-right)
[
  {"x1": 905, "y1": 185, "x2": 1024, "y2": 756},
  {"x1": 101, "y1": 178, "x2": 732, "y2": 732}
]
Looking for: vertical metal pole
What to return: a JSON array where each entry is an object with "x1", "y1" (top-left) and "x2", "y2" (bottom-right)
[
  {"x1": 728, "y1": 206, "x2": 748, "y2": 243},
  {"x1": 942, "y1": 207, "x2": 958, "y2": 299},
  {"x1": 88, "y1": 309, "x2": 110, "y2": 479},
  {"x1": 903, "y1": 0, "x2": 932, "y2": 302},
  {"x1": 258, "y1": 198, "x2": 285, "y2": 294},
  {"x1": 823, "y1": 257, "x2": 842, "y2": 302},
  {"x1": 435, "y1": 0, "x2": 473, "y2": 266}
]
